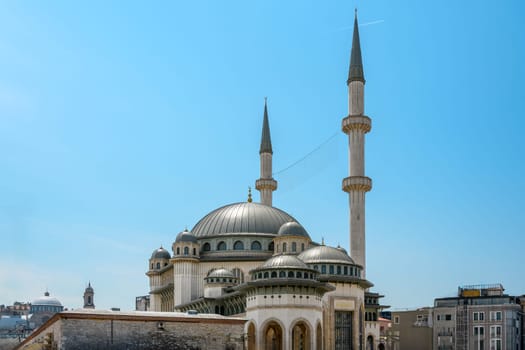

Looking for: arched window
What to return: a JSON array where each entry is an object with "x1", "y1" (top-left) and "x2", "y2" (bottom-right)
[
  {"x1": 271, "y1": 271, "x2": 277, "y2": 278},
  {"x1": 301, "y1": 243, "x2": 305, "y2": 251},
  {"x1": 202, "y1": 242, "x2": 211, "y2": 251},
  {"x1": 176, "y1": 247, "x2": 180, "y2": 255},
  {"x1": 292, "y1": 242, "x2": 297, "y2": 252},
  {"x1": 217, "y1": 241, "x2": 227, "y2": 250},
  {"x1": 183, "y1": 247, "x2": 189, "y2": 255},
  {"x1": 233, "y1": 241, "x2": 244, "y2": 250},
  {"x1": 164, "y1": 262, "x2": 168, "y2": 266},
  {"x1": 268, "y1": 242, "x2": 274, "y2": 251},
  {"x1": 313, "y1": 265, "x2": 318, "y2": 271},
  {"x1": 232, "y1": 268, "x2": 245, "y2": 283},
  {"x1": 337, "y1": 265, "x2": 342, "y2": 274},
  {"x1": 344, "y1": 266, "x2": 348, "y2": 275},
  {"x1": 283, "y1": 243, "x2": 287, "y2": 252},
  {"x1": 251, "y1": 241, "x2": 262, "y2": 250},
  {"x1": 296, "y1": 271, "x2": 302, "y2": 278},
  {"x1": 151, "y1": 263, "x2": 154, "y2": 269},
  {"x1": 321, "y1": 265, "x2": 326, "y2": 274},
  {"x1": 193, "y1": 248, "x2": 196, "y2": 255},
  {"x1": 156, "y1": 262, "x2": 160, "y2": 269},
  {"x1": 264, "y1": 272, "x2": 269, "y2": 278},
  {"x1": 329, "y1": 265, "x2": 334, "y2": 274},
  {"x1": 288, "y1": 271, "x2": 294, "y2": 278},
  {"x1": 279, "y1": 271, "x2": 286, "y2": 278}
]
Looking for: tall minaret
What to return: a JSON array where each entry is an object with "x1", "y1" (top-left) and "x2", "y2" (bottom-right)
[
  {"x1": 83, "y1": 282, "x2": 95, "y2": 309},
  {"x1": 342, "y1": 11, "x2": 372, "y2": 276},
  {"x1": 255, "y1": 98, "x2": 277, "y2": 206}
]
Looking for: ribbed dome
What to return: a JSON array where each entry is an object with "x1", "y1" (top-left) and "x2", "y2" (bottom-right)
[
  {"x1": 32, "y1": 292, "x2": 62, "y2": 307},
  {"x1": 191, "y1": 202, "x2": 298, "y2": 238},
  {"x1": 151, "y1": 246, "x2": 171, "y2": 259},
  {"x1": 262, "y1": 254, "x2": 309, "y2": 269},
  {"x1": 277, "y1": 222, "x2": 310, "y2": 238},
  {"x1": 208, "y1": 268, "x2": 235, "y2": 279},
  {"x1": 175, "y1": 229, "x2": 197, "y2": 243},
  {"x1": 298, "y1": 245, "x2": 355, "y2": 264}
]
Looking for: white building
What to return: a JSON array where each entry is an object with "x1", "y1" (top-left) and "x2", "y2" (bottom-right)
[{"x1": 146, "y1": 12, "x2": 386, "y2": 350}]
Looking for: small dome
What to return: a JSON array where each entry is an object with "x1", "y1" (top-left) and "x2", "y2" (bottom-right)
[
  {"x1": 175, "y1": 229, "x2": 197, "y2": 243},
  {"x1": 151, "y1": 246, "x2": 171, "y2": 259},
  {"x1": 208, "y1": 268, "x2": 235, "y2": 279},
  {"x1": 262, "y1": 254, "x2": 309, "y2": 269},
  {"x1": 277, "y1": 222, "x2": 310, "y2": 239},
  {"x1": 298, "y1": 245, "x2": 355, "y2": 265},
  {"x1": 32, "y1": 292, "x2": 62, "y2": 307}
]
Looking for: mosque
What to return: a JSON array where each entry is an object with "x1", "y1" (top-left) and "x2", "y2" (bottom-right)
[{"x1": 146, "y1": 13, "x2": 386, "y2": 350}]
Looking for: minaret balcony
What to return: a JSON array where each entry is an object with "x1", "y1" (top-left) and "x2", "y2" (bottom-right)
[
  {"x1": 342, "y1": 176, "x2": 372, "y2": 192},
  {"x1": 256, "y1": 178, "x2": 277, "y2": 191},
  {"x1": 342, "y1": 115, "x2": 371, "y2": 134}
]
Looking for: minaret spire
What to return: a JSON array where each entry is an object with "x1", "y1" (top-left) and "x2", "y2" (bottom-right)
[
  {"x1": 255, "y1": 98, "x2": 277, "y2": 206},
  {"x1": 342, "y1": 10, "x2": 372, "y2": 277}
]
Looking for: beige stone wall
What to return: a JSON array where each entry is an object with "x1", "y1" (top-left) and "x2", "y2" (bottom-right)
[{"x1": 17, "y1": 313, "x2": 245, "y2": 350}]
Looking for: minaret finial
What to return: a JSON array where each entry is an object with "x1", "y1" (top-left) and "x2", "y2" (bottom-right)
[
  {"x1": 247, "y1": 187, "x2": 253, "y2": 203},
  {"x1": 321, "y1": 237, "x2": 325, "y2": 246},
  {"x1": 347, "y1": 9, "x2": 365, "y2": 84},
  {"x1": 260, "y1": 99, "x2": 273, "y2": 154}
]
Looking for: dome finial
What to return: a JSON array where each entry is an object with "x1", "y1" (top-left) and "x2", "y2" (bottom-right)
[
  {"x1": 247, "y1": 187, "x2": 253, "y2": 203},
  {"x1": 321, "y1": 237, "x2": 325, "y2": 246}
]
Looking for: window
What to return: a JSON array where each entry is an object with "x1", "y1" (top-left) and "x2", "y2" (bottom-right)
[
  {"x1": 292, "y1": 242, "x2": 297, "y2": 252},
  {"x1": 193, "y1": 248, "x2": 196, "y2": 255},
  {"x1": 490, "y1": 311, "x2": 502, "y2": 321},
  {"x1": 251, "y1": 241, "x2": 262, "y2": 250},
  {"x1": 183, "y1": 247, "x2": 189, "y2": 255},
  {"x1": 156, "y1": 262, "x2": 160, "y2": 269},
  {"x1": 490, "y1": 325, "x2": 501, "y2": 338},
  {"x1": 202, "y1": 243, "x2": 211, "y2": 251},
  {"x1": 474, "y1": 312, "x2": 485, "y2": 321},
  {"x1": 268, "y1": 242, "x2": 274, "y2": 251},
  {"x1": 301, "y1": 243, "x2": 305, "y2": 251},
  {"x1": 474, "y1": 326, "x2": 484, "y2": 336},
  {"x1": 329, "y1": 265, "x2": 334, "y2": 274},
  {"x1": 394, "y1": 316, "x2": 400, "y2": 324},
  {"x1": 283, "y1": 243, "x2": 287, "y2": 252},
  {"x1": 296, "y1": 271, "x2": 302, "y2": 278},
  {"x1": 337, "y1": 266, "x2": 342, "y2": 275},
  {"x1": 335, "y1": 311, "x2": 353, "y2": 350},
  {"x1": 288, "y1": 271, "x2": 294, "y2": 278},
  {"x1": 279, "y1": 271, "x2": 285, "y2": 278},
  {"x1": 217, "y1": 241, "x2": 227, "y2": 250},
  {"x1": 344, "y1": 266, "x2": 348, "y2": 275},
  {"x1": 321, "y1": 265, "x2": 326, "y2": 274},
  {"x1": 176, "y1": 247, "x2": 180, "y2": 255},
  {"x1": 490, "y1": 339, "x2": 502, "y2": 350},
  {"x1": 271, "y1": 271, "x2": 277, "y2": 278},
  {"x1": 445, "y1": 314, "x2": 452, "y2": 321},
  {"x1": 233, "y1": 241, "x2": 244, "y2": 250}
]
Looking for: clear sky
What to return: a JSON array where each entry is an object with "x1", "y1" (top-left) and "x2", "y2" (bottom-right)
[{"x1": 1, "y1": 1, "x2": 524, "y2": 311}]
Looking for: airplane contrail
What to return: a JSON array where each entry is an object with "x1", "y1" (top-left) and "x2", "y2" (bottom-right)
[{"x1": 360, "y1": 19, "x2": 385, "y2": 27}]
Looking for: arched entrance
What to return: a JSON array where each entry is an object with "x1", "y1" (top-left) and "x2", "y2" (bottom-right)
[
  {"x1": 264, "y1": 321, "x2": 283, "y2": 350},
  {"x1": 292, "y1": 321, "x2": 311, "y2": 350},
  {"x1": 247, "y1": 322, "x2": 256, "y2": 350},
  {"x1": 316, "y1": 323, "x2": 322, "y2": 350},
  {"x1": 366, "y1": 335, "x2": 374, "y2": 350},
  {"x1": 378, "y1": 343, "x2": 385, "y2": 350}
]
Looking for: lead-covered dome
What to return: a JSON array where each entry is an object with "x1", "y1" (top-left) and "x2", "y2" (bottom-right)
[
  {"x1": 277, "y1": 221, "x2": 310, "y2": 238},
  {"x1": 191, "y1": 202, "x2": 299, "y2": 238},
  {"x1": 151, "y1": 246, "x2": 171, "y2": 259},
  {"x1": 262, "y1": 254, "x2": 309, "y2": 269},
  {"x1": 298, "y1": 245, "x2": 355, "y2": 264},
  {"x1": 175, "y1": 229, "x2": 197, "y2": 243},
  {"x1": 208, "y1": 268, "x2": 235, "y2": 279},
  {"x1": 32, "y1": 292, "x2": 62, "y2": 307}
]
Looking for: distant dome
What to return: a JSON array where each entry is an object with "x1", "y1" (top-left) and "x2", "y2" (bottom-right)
[
  {"x1": 262, "y1": 254, "x2": 309, "y2": 269},
  {"x1": 175, "y1": 229, "x2": 197, "y2": 243},
  {"x1": 298, "y1": 245, "x2": 355, "y2": 265},
  {"x1": 151, "y1": 246, "x2": 171, "y2": 259},
  {"x1": 32, "y1": 292, "x2": 62, "y2": 307},
  {"x1": 191, "y1": 202, "x2": 299, "y2": 238},
  {"x1": 277, "y1": 222, "x2": 310, "y2": 238},
  {"x1": 208, "y1": 268, "x2": 235, "y2": 279}
]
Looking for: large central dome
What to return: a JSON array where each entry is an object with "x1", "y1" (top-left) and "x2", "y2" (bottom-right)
[{"x1": 191, "y1": 202, "x2": 299, "y2": 238}]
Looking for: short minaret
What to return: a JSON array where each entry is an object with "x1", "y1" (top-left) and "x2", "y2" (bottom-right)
[
  {"x1": 83, "y1": 282, "x2": 95, "y2": 309},
  {"x1": 255, "y1": 98, "x2": 277, "y2": 206},
  {"x1": 342, "y1": 11, "x2": 372, "y2": 276}
]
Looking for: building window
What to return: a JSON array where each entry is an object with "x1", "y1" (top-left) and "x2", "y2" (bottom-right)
[
  {"x1": 337, "y1": 266, "x2": 342, "y2": 275},
  {"x1": 344, "y1": 266, "x2": 348, "y2": 275},
  {"x1": 217, "y1": 241, "x2": 227, "y2": 250},
  {"x1": 233, "y1": 241, "x2": 244, "y2": 250},
  {"x1": 283, "y1": 243, "x2": 287, "y2": 252},
  {"x1": 183, "y1": 247, "x2": 189, "y2": 255},
  {"x1": 156, "y1": 262, "x2": 160, "y2": 269},
  {"x1": 268, "y1": 242, "x2": 274, "y2": 251},
  {"x1": 202, "y1": 243, "x2": 211, "y2": 251},
  {"x1": 490, "y1": 339, "x2": 501, "y2": 350},
  {"x1": 279, "y1": 271, "x2": 285, "y2": 278},
  {"x1": 329, "y1": 265, "x2": 334, "y2": 274},
  {"x1": 176, "y1": 247, "x2": 180, "y2": 255},
  {"x1": 271, "y1": 271, "x2": 277, "y2": 278},
  {"x1": 490, "y1": 311, "x2": 502, "y2": 321},
  {"x1": 251, "y1": 241, "x2": 262, "y2": 250},
  {"x1": 321, "y1": 265, "x2": 326, "y2": 274},
  {"x1": 445, "y1": 314, "x2": 452, "y2": 321},
  {"x1": 474, "y1": 312, "x2": 485, "y2": 321},
  {"x1": 474, "y1": 326, "x2": 484, "y2": 336},
  {"x1": 296, "y1": 271, "x2": 302, "y2": 278},
  {"x1": 301, "y1": 243, "x2": 305, "y2": 251},
  {"x1": 193, "y1": 248, "x2": 196, "y2": 255},
  {"x1": 288, "y1": 271, "x2": 294, "y2": 278},
  {"x1": 292, "y1": 242, "x2": 297, "y2": 252},
  {"x1": 394, "y1": 316, "x2": 400, "y2": 324},
  {"x1": 335, "y1": 311, "x2": 353, "y2": 350}
]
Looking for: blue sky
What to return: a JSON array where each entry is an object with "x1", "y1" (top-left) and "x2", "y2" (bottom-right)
[{"x1": 1, "y1": 1, "x2": 524, "y2": 311}]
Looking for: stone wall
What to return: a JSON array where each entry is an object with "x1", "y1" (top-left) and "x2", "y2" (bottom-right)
[{"x1": 16, "y1": 311, "x2": 245, "y2": 350}]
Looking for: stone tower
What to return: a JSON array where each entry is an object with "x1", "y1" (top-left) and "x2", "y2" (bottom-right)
[
  {"x1": 255, "y1": 98, "x2": 277, "y2": 206},
  {"x1": 83, "y1": 282, "x2": 95, "y2": 309},
  {"x1": 342, "y1": 11, "x2": 372, "y2": 276}
]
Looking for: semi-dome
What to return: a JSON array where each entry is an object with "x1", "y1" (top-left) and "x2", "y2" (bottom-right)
[
  {"x1": 191, "y1": 202, "x2": 299, "y2": 238},
  {"x1": 277, "y1": 221, "x2": 310, "y2": 238},
  {"x1": 175, "y1": 229, "x2": 197, "y2": 243},
  {"x1": 261, "y1": 254, "x2": 309, "y2": 269},
  {"x1": 32, "y1": 292, "x2": 62, "y2": 307},
  {"x1": 151, "y1": 246, "x2": 171, "y2": 259},
  {"x1": 208, "y1": 268, "x2": 235, "y2": 279},
  {"x1": 298, "y1": 245, "x2": 355, "y2": 265}
]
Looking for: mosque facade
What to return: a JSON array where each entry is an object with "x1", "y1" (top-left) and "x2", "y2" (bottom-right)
[{"x1": 146, "y1": 13, "x2": 386, "y2": 350}]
